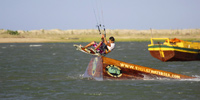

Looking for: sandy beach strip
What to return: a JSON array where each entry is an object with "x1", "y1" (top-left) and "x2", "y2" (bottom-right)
[{"x1": 0, "y1": 38, "x2": 57, "y2": 43}]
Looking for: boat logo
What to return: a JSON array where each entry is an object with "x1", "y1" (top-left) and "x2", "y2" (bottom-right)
[{"x1": 106, "y1": 65, "x2": 122, "y2": 77}]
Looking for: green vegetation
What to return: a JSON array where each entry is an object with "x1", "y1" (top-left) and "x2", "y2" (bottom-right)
[{"x1": 7, "y1": 30, "x2": 19, "y2": 35}]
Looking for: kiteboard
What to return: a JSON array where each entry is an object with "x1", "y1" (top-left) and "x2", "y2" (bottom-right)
[{"x1": 73, "y1": 44, "x2": 101, "y2": 56}]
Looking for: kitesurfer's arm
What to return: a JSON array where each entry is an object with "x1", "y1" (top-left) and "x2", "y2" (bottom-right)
[{"x1": 102, "y1": 34, "x2": 111, "y2": 46}]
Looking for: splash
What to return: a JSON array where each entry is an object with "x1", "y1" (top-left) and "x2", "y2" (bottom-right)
[
  {"x1": 179, "y1": 75, "x2": 200, "y2": 81},
  {"x1": 142, "y1": 74, "x2": 171, "y2": 80},
  {"x1": 65, "y1": 74, "x2": 86, "y2": 80}
]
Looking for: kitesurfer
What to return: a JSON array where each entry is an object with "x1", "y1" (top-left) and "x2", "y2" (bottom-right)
[{"x1": 82, "y1": 34, "x2": 115, "y2": 55}]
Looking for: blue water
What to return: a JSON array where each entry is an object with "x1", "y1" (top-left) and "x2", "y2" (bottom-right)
[{"x1": 0, "y1": 42, "x2": 200, "y2": 100}]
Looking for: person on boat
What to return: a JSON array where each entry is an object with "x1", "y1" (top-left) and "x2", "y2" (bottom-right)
[{"x1": 82, "y1": 34, "x2": 115, "y2": 55}]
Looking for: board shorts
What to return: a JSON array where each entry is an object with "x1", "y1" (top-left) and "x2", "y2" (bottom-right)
[
  {"x1": 93, "y1": 42, "x2": 108, "y2": 55},
  {"x1": 93, "y1": 42, "x2": 98, "y2": 48}
]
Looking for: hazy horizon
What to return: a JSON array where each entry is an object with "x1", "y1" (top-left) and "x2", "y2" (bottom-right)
[{"x1": 1, "y1": 0, "x2": 200, "y2": 31}]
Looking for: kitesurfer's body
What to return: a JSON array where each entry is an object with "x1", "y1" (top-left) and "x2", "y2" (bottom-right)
[{"x1": 83, "y1": 34, "x2": 115, "y2": 55}]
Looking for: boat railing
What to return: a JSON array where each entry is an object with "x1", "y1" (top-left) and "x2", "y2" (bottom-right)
[
  {"x1": 150, "y1": 38, "x2": 200, "y2": 49},
  {"x1": 150, "y1": 38, "x2": 170, "y2": 45}
]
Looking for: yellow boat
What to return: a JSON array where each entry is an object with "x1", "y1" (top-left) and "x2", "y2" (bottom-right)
[{"x1": 148, "y1": 38, "x2": 200, "y2": 62}]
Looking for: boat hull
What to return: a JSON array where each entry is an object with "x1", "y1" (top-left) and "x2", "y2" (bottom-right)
[
  {"x1": 148, "y1": 45, "x2": 200, "y2": 62},
  {"x1": 149, "y1": 50, "x2": 200, "y2": 62},
  {"x1": 84, "y1": 56, "x2": 194, "y2": 80}
]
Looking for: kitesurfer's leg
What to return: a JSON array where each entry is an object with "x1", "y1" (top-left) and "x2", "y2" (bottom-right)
[
  {"x1": 95, "y1": 42, "x2": 102, "y2": 50},
  {"x1": 83, "y1": 41, "x2": 96, "y2": 48}
]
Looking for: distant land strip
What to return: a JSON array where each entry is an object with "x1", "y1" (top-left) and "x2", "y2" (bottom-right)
[{"x1": 0, "y1": 29, "x2": 199, "y2": 43}]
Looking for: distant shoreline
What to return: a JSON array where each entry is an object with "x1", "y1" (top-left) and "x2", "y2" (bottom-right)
[{"x1": 0, "y1": 29, "x2": 199, "y2": 43}]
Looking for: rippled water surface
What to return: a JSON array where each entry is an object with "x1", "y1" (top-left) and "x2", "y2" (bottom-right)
[{"x1": 0, "y1": 42, "x2": 200, "y2": 100}]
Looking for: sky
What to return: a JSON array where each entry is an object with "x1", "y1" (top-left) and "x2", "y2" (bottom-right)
[{"x1": 0, "y1": 0, "x2": 200, "y2": 30}]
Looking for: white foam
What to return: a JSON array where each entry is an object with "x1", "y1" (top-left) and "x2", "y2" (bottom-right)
[
  {"x1": 83, "y1": 92, "x2": 102, "y2": 96},
  {"x1": 10, "y1": 45, "x2": 15, "y2": 47},
  {"x1": 29, "y1": 45, "x2": 42, "y2": 47},
  {"x1": 52, "y1": 53, "x2": 56, "y2": 55}
]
